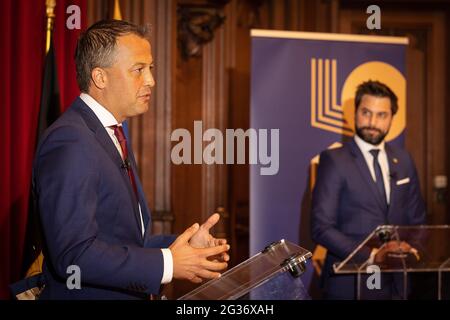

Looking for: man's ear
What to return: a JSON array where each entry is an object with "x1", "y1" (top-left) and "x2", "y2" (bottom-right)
[{"x1": 91, "y1": 67, "x2": 107, "y2": 90}]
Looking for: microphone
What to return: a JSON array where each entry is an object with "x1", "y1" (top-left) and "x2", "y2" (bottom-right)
[{"x1": 121, "y1": 158, "x2": 131, "y2": 170}]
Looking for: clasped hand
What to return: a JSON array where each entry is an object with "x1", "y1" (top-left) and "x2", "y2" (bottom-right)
[
  {"x1": 170, "y1": 213, "x2": 230, "y2": 283},
  {"x1": 374, "y1": 240, "x2": 419, "y2": 263}
]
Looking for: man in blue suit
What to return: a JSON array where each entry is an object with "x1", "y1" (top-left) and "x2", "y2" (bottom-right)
[
  {"x1": 33, "y1": 20, "x2": 229, "y2": 299},
  {"x1": 311, "y1": 80, "x2": 426, "y2": 299}
]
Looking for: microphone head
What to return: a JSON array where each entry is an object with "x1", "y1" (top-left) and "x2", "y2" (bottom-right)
[{"x1": 121, "y1": 159, "x2": 131, "y2": 169}]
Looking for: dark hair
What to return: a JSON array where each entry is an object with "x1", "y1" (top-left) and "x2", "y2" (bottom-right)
[
  {"x1": 354, "y1": 80, "x2": 398, "y2": 115},
  {"x1": 75, "y1": 20, "x2": 149, "y2": 92}
]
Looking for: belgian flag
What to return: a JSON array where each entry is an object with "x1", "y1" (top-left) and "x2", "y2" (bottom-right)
[
  {"x1": 21, "y1": 38, "x2": 61, "y2": 279},
  {"x1": 36, "y1": 40, "x2": 61, "y2": 143}
]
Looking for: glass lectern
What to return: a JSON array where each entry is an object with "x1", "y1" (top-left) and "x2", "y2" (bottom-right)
[
  {"x1": 179, "y1": 239, "x2": 312, "y2": 300},
  {"x1": 333, "y1": 225, "x2": 450, "y2": 300}
]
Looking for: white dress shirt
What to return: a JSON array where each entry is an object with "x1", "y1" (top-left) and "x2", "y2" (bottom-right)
[
  {"x1": 354, "y1": 135, "x2": 391, "y2": 204},
  {"x1": 80, "y1": 93, "x2": 173, "y2": 284}
]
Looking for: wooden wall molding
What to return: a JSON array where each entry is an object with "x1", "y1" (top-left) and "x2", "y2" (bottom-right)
[{"x1": 177, "y1": 1, "x2": 230, "y2": 59}]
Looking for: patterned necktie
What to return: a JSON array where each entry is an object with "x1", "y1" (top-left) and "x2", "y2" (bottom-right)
[
  {"x1": 369, "y1": 149, "x2": 387, "y2": 205},
  {"x1": 112, "y1": 125, "x2": 138, "y2": 201}
]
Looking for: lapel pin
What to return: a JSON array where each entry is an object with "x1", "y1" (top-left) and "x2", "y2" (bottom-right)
[{"x1": 393, "y1": 158, "x2": 398, "y2": 164}]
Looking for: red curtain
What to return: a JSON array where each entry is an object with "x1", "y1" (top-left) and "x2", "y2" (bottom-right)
[
  {"x1": 0, "y1": 0, "x2": 86, "y2": 299},
  {"x1": 54, "y1": 0, "x2": 86, "y2": 110}
]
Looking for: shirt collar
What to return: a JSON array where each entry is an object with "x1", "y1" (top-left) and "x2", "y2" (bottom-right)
[
  {"x1": 354, "y1": 134, "x2": 385, "y2": 154},
  {"x1": 80, "y1": 93, "x2": 120, "y2": 129}
]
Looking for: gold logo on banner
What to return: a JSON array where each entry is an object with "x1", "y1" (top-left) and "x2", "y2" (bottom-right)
[{"x1": 310, "y1": 59, "x2": 406, "y2": 142}]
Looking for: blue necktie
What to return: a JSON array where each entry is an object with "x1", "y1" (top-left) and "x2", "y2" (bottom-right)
[{"x1": 369, "y1": 149, "x2": 387, "y2": 206}]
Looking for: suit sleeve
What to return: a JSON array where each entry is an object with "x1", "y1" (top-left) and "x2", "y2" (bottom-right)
[
  {"x1": 35, "y1": 126, "x2": 164, "y2": 295},
  {"x1": 405, "y1": 153, "x2": 426, "y2": 225},
  {"x1": 311, "y1": 151, "x2": 371, "y2": 260},
  {"x1": 144, "y1": 235, "x2": 177, "y2": 249}
]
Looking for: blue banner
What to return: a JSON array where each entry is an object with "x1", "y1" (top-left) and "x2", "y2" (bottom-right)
[{"x1": 249, "y1": 30, "x2": 408, "y2": 291}]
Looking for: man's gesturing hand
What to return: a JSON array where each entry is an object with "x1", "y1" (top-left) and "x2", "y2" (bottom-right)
[
  {"x1": 170, "y1": 223, "x2": 230, "y2": 283},
  {"x1": 189, "y1": 213, "x2": 230, "y2": 263}
]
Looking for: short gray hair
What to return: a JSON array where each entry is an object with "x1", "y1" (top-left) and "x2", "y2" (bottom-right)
[{"x1": 75, "y1": 19, "x2": 149, "y2": 92}]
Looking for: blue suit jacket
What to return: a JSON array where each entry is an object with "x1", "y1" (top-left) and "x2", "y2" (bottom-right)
[
  {"x1": 311, "y1": 139, "x2": 426, "y2": 299},
  {"x1": 33, "y1": 97, "x2": 176, "y2": 299}
]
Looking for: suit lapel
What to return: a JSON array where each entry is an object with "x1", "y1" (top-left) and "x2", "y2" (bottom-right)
[
  {"x1": 127, "y1": 147, "x2": 151, "y2": 232},
  {"x1": 73, "y1": 98, "x2": 144, "y2": 237},
  {"x1": 347, "y1": 139, "x2": 387, "y2": 212},
  {"x1": 385, "y1": 144, "x2": 399, "y2": 222}
]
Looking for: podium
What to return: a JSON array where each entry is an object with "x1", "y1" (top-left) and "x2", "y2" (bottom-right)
[
  {"x1": 179, "y1": 239, "x2": 312, "y2": 300},
  {"x1": 333, "y1": 225, "x2": 450, "y2": 300}
]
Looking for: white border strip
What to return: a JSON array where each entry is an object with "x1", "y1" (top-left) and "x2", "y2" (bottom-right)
[{"x1": 251, "y1": 29, "x2": 409, "y2": 45}]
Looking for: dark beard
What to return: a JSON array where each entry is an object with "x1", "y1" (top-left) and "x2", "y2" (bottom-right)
[{"x1": 355, "y1": 126, "x2": 388, "y2": 145}]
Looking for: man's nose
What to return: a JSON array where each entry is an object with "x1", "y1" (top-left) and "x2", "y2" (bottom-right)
[
  {"x1": 369, "y1": 115, "x2": 378, "y2": 127},
  {"x1": 144, "y1": 69, "x2": 155, "y2": 87}
]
